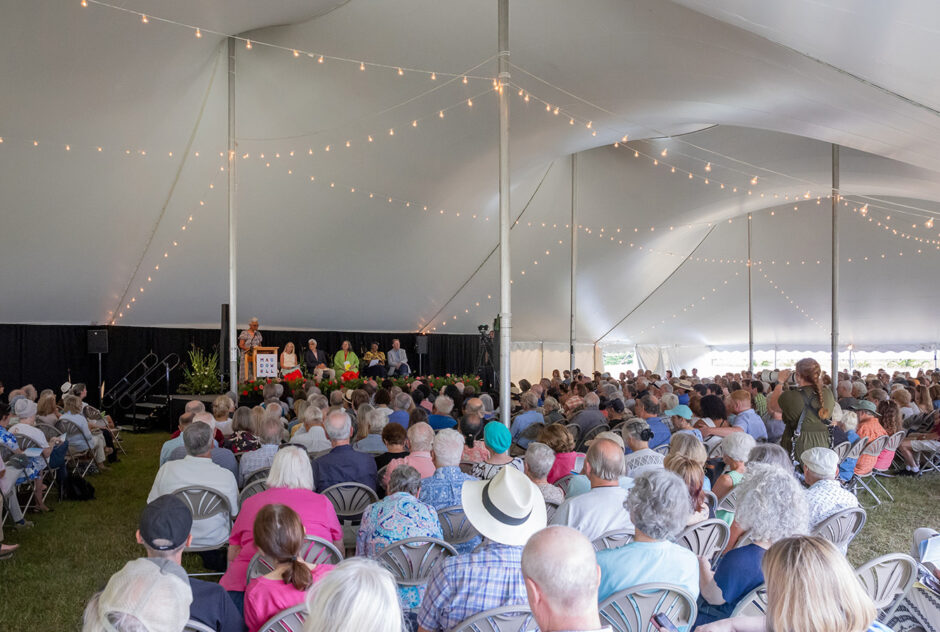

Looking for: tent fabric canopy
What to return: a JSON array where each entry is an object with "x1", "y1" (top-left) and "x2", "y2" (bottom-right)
[{"x1": 2, "y1": 0, "x2": 939, "y2": 354}]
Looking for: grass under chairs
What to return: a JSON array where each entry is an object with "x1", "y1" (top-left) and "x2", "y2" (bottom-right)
[{"x1": 0, "y1": 430, "x2": 937, "y2": 629}]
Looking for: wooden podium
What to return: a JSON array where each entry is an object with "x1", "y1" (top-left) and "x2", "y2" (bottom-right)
[{"x1": 244, "y1": 346, "x2": 279, "y2": 381}]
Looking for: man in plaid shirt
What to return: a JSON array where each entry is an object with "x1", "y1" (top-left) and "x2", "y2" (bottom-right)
[{"x1": 417, "y1": 466, "x2": 546, "y2": 632}]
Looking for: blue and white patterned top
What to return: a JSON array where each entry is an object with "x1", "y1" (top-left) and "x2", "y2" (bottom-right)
[
  {"x1": 419, "y1": 467, "x2": 481, "y2": 554},
  {"x1": 356, "y1": 491, "x2": 443, "y2": 609},
  {"x1": 417, "y1": 541, "x2": 527, "y2": 632},
  {"x1": 238, "y1": 444, "x2": 279, "y2": 481},
  {"x1": 0, "y1": 427, "x2": 42, "y2": 483}
]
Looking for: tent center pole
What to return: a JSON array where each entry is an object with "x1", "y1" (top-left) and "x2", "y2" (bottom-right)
[
  {"x1": 831, "y1": 144, "x2": 840, "y2": 393},
  {"x1": 227, "y1": 37, "x2": 238, "y2": 395},
  {"x1": 570, "y1": 153, "x2": 578, "y2": 374},
  {"x1": 497, "y1": 0, "x2": 512, "y2": 426},
  {"x1": 747, "y1": 214, "x2": 753, "y2": 375}
]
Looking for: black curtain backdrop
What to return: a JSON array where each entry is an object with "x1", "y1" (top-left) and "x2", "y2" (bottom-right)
[{"x1": 0, "y1": 324, "x2": 481, "y2": 406}]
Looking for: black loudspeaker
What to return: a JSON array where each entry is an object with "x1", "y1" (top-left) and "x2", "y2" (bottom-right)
[
  {"x1": 416, "y1": 336, "x2": 428, "y2": 355},
  {"x1": 88, "y1": 329, "x2": 109, "y2": 354}
]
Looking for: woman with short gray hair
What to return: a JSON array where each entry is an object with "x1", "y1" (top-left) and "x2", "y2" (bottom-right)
[
  {"x1": 354, "y1": 407, "x2": 387, "y2": 455},
  {"x1": 524, "y1": 442, "x2": 563, "y2": 504},
  {"x1": 355, "y1": 465, "x2": 443, "y2": 610},
  {"x1": 595, "y1": 469, "x2": 699, "y2": 602},
  {"x1": 695, "y1": 463, "x2": 809, "y2": 626}
]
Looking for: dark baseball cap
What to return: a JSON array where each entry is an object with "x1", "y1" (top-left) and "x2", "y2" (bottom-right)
[{"x1": 139, "y1": 495, "x2": 193, "y2": 551}]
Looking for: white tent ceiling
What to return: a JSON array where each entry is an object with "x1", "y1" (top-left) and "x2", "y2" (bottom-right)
[{"x1": 2, "y1": 0, "x2": 940, "y2": 352}]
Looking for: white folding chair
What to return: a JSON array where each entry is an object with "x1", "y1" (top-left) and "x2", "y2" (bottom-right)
[
  {"x1": 849, "y1": 435, "x2": 889, "y2": 507},
  {"x1": 257, "y1": 604, "x2": 307, "y2": 632},
  {"x1": 437, "y1": 505, "x2": 481, "y2": 550},
  {"x1": 172, "y1": 485, "x2": 234, "y2": 576},
  {"x1": 375, "y1": 536, "x2": 457, "y2": 610},
  {"x1": 870, "y1": 431, "x2": 907, "y2": 501},
  {"x1": 246, "y1": 534, "x2": 343, "y2": 584},
  {"x1": 592, "y1": 529, "x2": 635, "y2": 551},
  {"x1": 598, "y1": 583, "x2": 697, "y2": 632},
  {"x1": 544, "y1": 499, "x2": 560, "y2": 523},
  {"x1": 811, "y1": 506, "x2": 867, "y2": 553},
  {"x1": 450, "y1": 605, "x2": 537, "y2": 632},
  {"x1": 676, "y1": 519, "x2": 730, "y2": 566},
  {"x1": 554, "y1": 474, "x2": 575, "y2": 496},
  {"x1": 322, "y1": 482, "x2": 378, "y2": 552},
  {"x1": 238, "y1": 479, "x2": 268, "y2": 506},
  {"x1": 854, "y1": 553, "x2": 918, "y2": 622},
  {"x1": 730, "y1": 584, "x2": 768, "y2": 618}
]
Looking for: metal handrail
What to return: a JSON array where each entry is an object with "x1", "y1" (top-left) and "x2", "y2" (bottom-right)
[
  {"x1": 103, "y1": 351, "x2": 158, "y2": 406},
  {"x1": 117, "y1": 353, "x2": 181, "y2": 410}
]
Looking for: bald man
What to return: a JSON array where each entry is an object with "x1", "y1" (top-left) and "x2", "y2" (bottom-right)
[
  {"x1": 549, "y1": 438, "x2": 633, "y2": 541},
  {"x1": 522, "y1": 526, "x2": 602, "y2": 632}
]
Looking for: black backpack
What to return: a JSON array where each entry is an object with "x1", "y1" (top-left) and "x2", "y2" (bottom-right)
[{"x1": 60, "y1": 474, "x2": 95, "y2": 501}]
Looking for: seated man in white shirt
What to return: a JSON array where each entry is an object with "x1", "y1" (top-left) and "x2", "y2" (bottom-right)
[
  {"x1": 291, "y1": 405, "x2": 331, "y2": 453},
  {"x1": 549, "y1": 438, "x2": 633, "y2": 541},
  {"x1": 802, "y1": 447, "x2": 859, "y2": 545},
  {"x1": 147, "y1": 421, "x2": 238, "y2": 571}
]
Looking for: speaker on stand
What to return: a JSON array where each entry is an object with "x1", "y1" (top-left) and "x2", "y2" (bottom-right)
[
  {"x1": 87, "y1": 329, "x2": 109, "y2": 408},
  {"x1": 416, "y1": 335, "x2": 428, "y2": 376}
]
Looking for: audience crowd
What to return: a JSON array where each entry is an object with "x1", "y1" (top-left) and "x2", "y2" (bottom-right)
[{"x1": 7, "y1": 360, "x2": 939, "y2": 631}]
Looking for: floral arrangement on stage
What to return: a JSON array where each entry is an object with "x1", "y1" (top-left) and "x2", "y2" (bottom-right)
[{"x1": 237, "y1": 373, "x2": 482, "y2": 397}]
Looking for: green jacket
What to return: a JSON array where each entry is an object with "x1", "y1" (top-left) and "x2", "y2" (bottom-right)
[{"x1": 333, "y1": 350, "x2": 360, "y2": 374}]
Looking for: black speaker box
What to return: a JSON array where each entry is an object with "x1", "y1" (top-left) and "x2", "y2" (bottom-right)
[
  {"x1": 416, "y1": 336, "x2": 428, "y2": 354},
  {"x1": 88, "y1": 329, "x2": 109, "y2": 354}
]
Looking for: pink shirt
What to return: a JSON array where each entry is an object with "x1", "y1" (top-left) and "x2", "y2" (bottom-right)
[
  {"x1": 384, "y1": 451, "x2": 435, "y2": 488},
  {"x1": 219, "y1": 487, "x2": 342, "y2": 591},
  {"x1": 461, "y1": 441, "x2": 490, "y2": 463},
  {"x1": 874, "y1": 448, "x2": 897, "y2": 471},
  {"x1": 547, "y1": 452, "x2": 582, "y2": 484},
  {"x1": 244, "y1": 565, "x2": 334, "y2": 632}
]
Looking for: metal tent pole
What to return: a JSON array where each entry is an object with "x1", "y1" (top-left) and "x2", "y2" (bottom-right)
[
  {"x1": 831, "y1": 144, "x2": 840, "y2": 392},
  {"x1": 497, "y1": 0, "x2": 512, "y2": 426},
  {"x1": 227, "y1": 37, "x2": 239, "y2": 395},
  {"x1": 570, "y1": 153, "x2": 578, "y2": 375},
  {"x1": 747, "y1": 214, "x2": 754, "y2": 375}
]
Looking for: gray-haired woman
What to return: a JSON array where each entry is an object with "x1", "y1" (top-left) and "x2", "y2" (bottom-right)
[
  {"x1": 595, "y1": 469, "x2": 699, "y2": 602},
  {"x1": 695, "y1": 463, "x2": 808, "y2": 626},
  {"x1": 355, "y1": 465, "x2": 443, "y2": 610}
]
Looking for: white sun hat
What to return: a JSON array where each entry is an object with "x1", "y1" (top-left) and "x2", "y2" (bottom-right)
[{"x1": 461, "y1": 465, "x2": 546, "y2": 546}]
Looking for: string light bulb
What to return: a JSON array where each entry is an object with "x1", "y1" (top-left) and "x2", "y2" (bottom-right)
[
  {"x1": 704, "y1": 162, "x2": 711, "y2": 172},
  {"x1": 245, "y1": 39, "x2": 252, "y2": 49},
  {"x1": 360, "y1": 62, "x2": 365, "y2": 71},
  {"x1": 439, "y1": 110, "x2": 444, "y2": 118},
  {"x1": 397, "y1": 67, "x2": 404, "y2": 76},
  {"x1": 81, "y1": 0, "x2": 87, "y2": 6},
  {"x1": 750, "y1": 176, "x2": 758, "y2": 185},
  {"x1": 195, "y1": 28, "x2": 202, "y2": 38},
  {"x1": 293, "y1": 49, "x2": 299, "y2": 57},
  {"x1": 467, "y1": 99, "x2": 473, "y2": 107},
  {"x1": 462, "y1": 76, "x2": 468, "y2": 84},
  {"x1": 141, "y1": 14, "x2": 148, "y2": 23},
  {"x1": 660, "y1": 148, "x2": 667, "y2": 157},
  {"x1": 430, "y1": 72, "x2": 436, "y2": 80},
  {"x1": 318, "y1": 55, "x2": 324, "y2": 63}
]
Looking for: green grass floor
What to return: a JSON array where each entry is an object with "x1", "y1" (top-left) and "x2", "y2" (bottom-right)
[{"x1": 0, "y1": 431, "x2": 937, "y2": 630}]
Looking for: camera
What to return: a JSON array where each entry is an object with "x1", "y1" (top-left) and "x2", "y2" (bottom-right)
[{"x1": 478, "y1": 324, "x2": 489, "y2": 333}]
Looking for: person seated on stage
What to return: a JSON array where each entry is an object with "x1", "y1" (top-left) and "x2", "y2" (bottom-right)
[
  {"x1": 311, "y1": 410, "x2": 377, "y2": 493},
  {"x1": 147, "y1": 422, "x2": 239, "y2": 572},
  {"x1": 387, "y1": 339, "x2": 410, "y2": 377},
  {"x1": 280, "y1": 342, "x2": 298, "y2": 374},
  {"x1": 362, "y1": 342, "x2": 387, "y2": 378},
  {"x1": 333, "y1": 340, "x2": 360, "y2": 378},
  {"x1": 304, "y1": 339, "x2": 334, "y2": 382},
  {"x1": 135, "y1": 495, "x2": 243, "y2": 632}
]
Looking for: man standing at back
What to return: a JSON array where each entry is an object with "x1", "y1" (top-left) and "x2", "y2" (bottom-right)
[{"x1": 311, "y1": 410, "x2": 378, "y2": 492}]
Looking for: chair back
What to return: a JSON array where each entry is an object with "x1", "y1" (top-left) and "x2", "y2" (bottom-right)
[
  {"x1": 243, "y1": 467, "x2": 270, "y2": 489},
  {"x1": 376, "y1": 537, "x2": 457, "y2": 587},
  {"x1": 592, "y1": 529, "x2": 635, "y2": 551},
  {"x1": 173, "y1": 486, "x2": 232, "y2": 520},
  {"x1": 450, "y1": 605, "x2": 537, "y2": 632},
  {"x1": 376, "y1": 464, "x2": 389, "y2": 486},
  {"x1": 577, "y1": 424, "x2": 609, "y2": 451},
  {"x1": 843, "y1": 436, "x2": 869, "y2": 461},
  {"x1": 610, "y1": 421, "x2": 625, "y2": 435},
  {"x1": 322, "y1": 482, "x2": 378, "y2": 523},
  {"x1": 544, "y1": 500, "x2": 560, "y2": 523},
  {"x1": 437, "y1": 505, "x2": 480, "y2": 548},
  {"x1": 246, "y1": 535, "x2": 343, "y2": 584},
  {"x1": 854, "y1": 553, "x2": 917, "y2": 613},
  {"x1": 703, "y1": 491, "x2": 718, "y2": 514},
  {"x1": 832, "y1": 440, "x2": 852, "y2": 461},
  {"x1": 257, "y1": 604, "x2": 307, "y2": 632},
  {"x1": 37, "y1": 423, "x2": 61, "y2": 441},
  {"x1": 811, "y1": 507, "x2": 867, "y2": 550},
  {"x1": 882, "y1": 431, "x2": 907, "y2": 455},
  {"x1": 15, "y1": 433, "x2": 42, "y2": 453},
  {"x1": 676, "y1": 519, "x2": 730, "y2": 565},
  {"x1": 707, "y1": 440, "x2": 723, "y2": 459},
  {"x1": 183, "y1": 620, "x2": 216, "y2": 632},
  {"x1": 652, "y1": 443, "x2": 671, "y2": 456},
  {"x1": 715, "y1": 489, "x2": 737, "y2": 514},
  {"x1": 598, "y1": 582, "x2": 697, "y2": 632},
  {"x1": 565, "y1": 423, "x2": 581, "y2": 443},
  {"x1": 554, "y1": 474, "x2": 575, "y2": 495},
  {"x1": 238, "y1": 479, "x2": 268, "y2": 506},
  {"x1": 730, "y1": 584, "x2": 768, "y2": 618},
  {"x1": 861, "y1": 435, "x2": 889, "y2": 459},
  {"x1": 60, "y1": 418, "x2": 88, "y2": 444}
]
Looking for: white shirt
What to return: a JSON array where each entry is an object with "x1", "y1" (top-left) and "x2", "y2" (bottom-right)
[
  {"x1": 215, "y1": 418, "x2": 234, "y2": 438},
  {"x1": 624, "y1": 448, "x2": 664, "y2": 478},
  {"x1": 148, "y1": 455, "x2": 239, "y2": 548},
  {"x1": 11, "y1": 423, "x2": 49, "y2": 449},
  {"x1": 805, "y1": 478, "x2": 859, "y2": 550},
  {"x1": 292, "y1": 426, "x2": 331, "y2": 453},
  {"x1": 550, "y1": 485, "x2": 634, "y2": 541}
]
